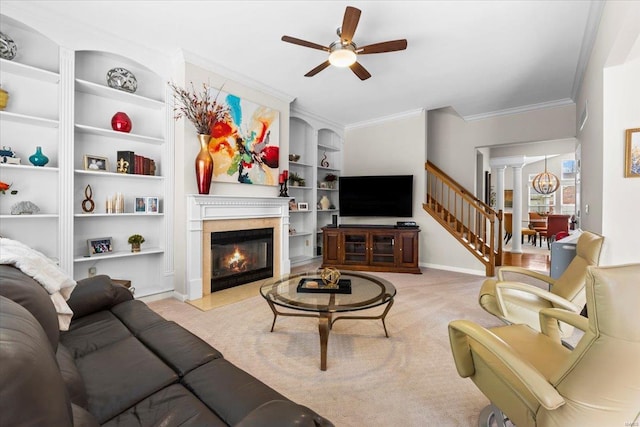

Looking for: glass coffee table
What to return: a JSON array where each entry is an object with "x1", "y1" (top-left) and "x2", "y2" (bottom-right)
[{"x1": 260, "y1": 270, "x2": 396, "y2": 371}]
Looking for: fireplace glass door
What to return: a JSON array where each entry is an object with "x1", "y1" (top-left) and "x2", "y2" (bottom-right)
[{"x1": 210, "y1": 228, "x2": 273, "y2": 292}]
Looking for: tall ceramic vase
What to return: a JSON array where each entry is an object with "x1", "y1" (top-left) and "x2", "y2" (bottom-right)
[{"x1": 195, "y1": 134, "x2": 214, "y2": 194}]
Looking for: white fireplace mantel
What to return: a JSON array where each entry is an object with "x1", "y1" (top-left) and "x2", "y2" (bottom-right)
[{"x1": 186, "y1": 195, "x2": 290, "y2": 301}]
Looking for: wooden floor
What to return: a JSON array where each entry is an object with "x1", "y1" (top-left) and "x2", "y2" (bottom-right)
[{"x1": 502, "y1": 251, "x2": 550, "y2": 271}]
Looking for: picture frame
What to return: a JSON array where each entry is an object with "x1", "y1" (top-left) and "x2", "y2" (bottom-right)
[
  {"x1": 561, "y1": 159, "x2": 576, "y2": 180},
  {"x1": 561, "y1": 185, "x2": 576, "y2": 206},
  {"x1": 625, "y1": 128, "x2": 640, "y2": 178},
  {"x1": 87, "y1": 237, "x2": 113, "y2": 256},
  {"x1": 146, "y1": 197, "x2": 159, "y2": 213},
  {"x1": 289, "y1": 198, "x2": 297, "y2": 211},
  {"x1": 297, "y1": 202, "x2": 309, "y2": 211},
  {"x1": 134, "y1": 197, "x2": 146, "y2": 213},
  {"x1": 84, "y1": 155, "x2": 109, "y2": 172},
  {"x1": 504, "y1": 189, "x2": 513, "y2": 208}
]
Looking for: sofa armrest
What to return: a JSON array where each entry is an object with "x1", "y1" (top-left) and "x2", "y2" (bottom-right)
[
  {"x1": 67, "y1": 275, "x2": 133, "y2": 320},
  {"x1": 234, "y1": 400, "x2": 334, "y2": 427}
]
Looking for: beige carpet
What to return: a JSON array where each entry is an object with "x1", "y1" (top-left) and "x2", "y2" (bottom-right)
[{"x1": 148, "y1": 268, "x2": 508, "y2": 426}]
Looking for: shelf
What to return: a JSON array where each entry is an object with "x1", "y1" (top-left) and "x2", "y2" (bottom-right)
[
  {"x1": 0, "y1": 58, "x2": 60, "y2": 82},
  {"x1": 317, "y1": 208, "x2": 338, "y2": 212},
  {"x1": 317, "y1": 166, "x2": 340, "y2": 172},
  {"x1": 289, "y1": 161, "x2": 313, "y2": 168},
  {"x1": 0, "y1": 163, "x2": 59, "y2": 172},
  {"x1": 290, "y1": 255, "x2": 314, "y2": 265},
  {"x1": 74, "y1": 247, "x2": 164, "y2": 262},
  {"x1": 317, "y1": 143, "x2": 341, "y2": 152},
  {"x1": 0, "y1": 111, "x2": 59, "y2": 128},
  {"x1": 74, "y1": 170, "x2": 164, "y2": 180},
  {"x1": 0, "y1": 214, "x2": 58, "y2": 219},
  {"x1": 289, "y1": 231, "x2": 313, "y2": 237},
  {"x1": 288, "y1": 185, "x2": 312, "y2": 190},
  {"x1": 317, "y1": 187, "x2": 338, "y2": 191},
  {"x1": 75, "y1": 79, "x2": 164, "y2": 109},
  {"x1": 75, "y1": 124, "x2": 164, "y2": 144},
  {"x1": 74, "y1": 213, "x2": 164, "y2": 218},
  {"x1": 290, "y1": 209, "x2": 313, "y2": 214}
]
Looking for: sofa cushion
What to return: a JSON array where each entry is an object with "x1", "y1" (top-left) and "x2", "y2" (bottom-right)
[
  {"x1": 0, "y1": 264, "x2": 60, "y2": 349},
  {"x1": 0, "y1": 296, "x2": 73, "y2": 426},
  {"x1": 111, "y1": 299, "x2": 166, "y2": 333},
  {"x1": 76, "y1": 336, "x2": 179, "y2": 423},
  {"x1": 61, "y1": 310, "x2": 132, "y2": 358},
  {"x1": 138, "y1": 320, "x2": 223, "y2": 376},
  {"x1": 183, "y1": 358, "x2": 286, "y2": 426},
  {"x1": 102, "y1": 384, "x2": 227, "y2": 427},
  {"x1": 56, "y1": 343, "x2": 89, "y2": 409},
  {"x1": 71, "y1": 403, "x2": 100, "y2": 427},
  {"x1": 68, "y1": 275, "x2": 133, "y2": 320},
  {"x1": 236, "y1": 400, "x2": 335, "y2": 427}
]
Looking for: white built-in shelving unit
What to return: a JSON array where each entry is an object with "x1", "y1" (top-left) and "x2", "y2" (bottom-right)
[
  {"x1": 0, "y1": 13, "x2": 173, "y2": 297},
  {"x1": 288, "y1": 111, "x2": 343, "y2": 266}
]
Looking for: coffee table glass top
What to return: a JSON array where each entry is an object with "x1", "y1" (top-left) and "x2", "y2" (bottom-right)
[{"x1": 260, "y1": 270, "x2": 396, "y2": 313}]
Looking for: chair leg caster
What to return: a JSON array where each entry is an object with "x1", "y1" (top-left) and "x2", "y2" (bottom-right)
[{"x1": 478, "y1": 403, "x2": 508, "y2": 427}]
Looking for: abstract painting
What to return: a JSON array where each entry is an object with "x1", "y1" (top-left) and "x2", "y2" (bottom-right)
[{"x1": 208, "y1": 90, "x2": 280, "y2": 186}]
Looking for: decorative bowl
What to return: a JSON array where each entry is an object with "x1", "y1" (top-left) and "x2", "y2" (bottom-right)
[
  {"x1": 107, "y1": 67, "x2": 137, "y2": 93},
  {"x1": 289, "y1": 154, "x2": 301, "y2": 162},
  {"x1": 0, "y1": 31, "x2": 17, "y2": 60}
]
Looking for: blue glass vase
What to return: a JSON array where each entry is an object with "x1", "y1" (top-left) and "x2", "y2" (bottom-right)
[{"x1": 29, "y1": 146, "x2": 49, "y2": 167}]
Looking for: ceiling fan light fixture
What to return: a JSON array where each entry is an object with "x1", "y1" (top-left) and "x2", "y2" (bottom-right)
[{"x1": 328, "y1": 43, "x2": 357, "y2": 67}]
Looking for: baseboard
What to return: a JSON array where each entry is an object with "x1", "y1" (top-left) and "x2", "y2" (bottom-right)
[{"x1": 421, "y1": 262, "x2": 486, "y2": 277}]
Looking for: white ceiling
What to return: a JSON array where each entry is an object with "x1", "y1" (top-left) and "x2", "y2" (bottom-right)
[{"x1": 29, "y1": 1, "x2": 602, "y2": 127}]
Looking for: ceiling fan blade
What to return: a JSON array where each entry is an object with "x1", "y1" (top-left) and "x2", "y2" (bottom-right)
[
  {"x1": 341, "y1": 6, "x2": 361, "y2": 44},
  {"x1": 349, "y1": 62, "x2": 371, "y2": 81},
  {"x1": 281, "y1": 35, "x2": 329, "y2": 52},
  {"x1": 358, "y1": 39, "x2": 408, "y2": 55},
  {"x1": 305, "y1": 61, "x2": 331, "y2": 77}
]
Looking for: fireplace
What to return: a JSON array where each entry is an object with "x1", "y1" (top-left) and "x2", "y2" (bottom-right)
[{"x1": 210, "y1": 228, "x2": 274, "y2": 292}]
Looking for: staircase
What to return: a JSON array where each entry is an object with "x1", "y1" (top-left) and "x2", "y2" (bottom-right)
[{"x1": 424, "y1": 161, "x2": 503, "y2": 276}]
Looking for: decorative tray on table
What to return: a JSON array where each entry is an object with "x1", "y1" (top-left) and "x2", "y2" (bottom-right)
[{"x1": 297, "y1": 278, "x2": 352, "y2": 294}]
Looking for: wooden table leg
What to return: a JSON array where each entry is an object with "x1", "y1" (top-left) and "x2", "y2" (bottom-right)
[{"x1": 318, "y1": 313, "x2": 331, "y2": 371}]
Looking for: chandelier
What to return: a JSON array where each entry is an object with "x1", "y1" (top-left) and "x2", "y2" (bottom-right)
[{"x1": 532, "y1": 156, "x2": 559, "y2": 194}]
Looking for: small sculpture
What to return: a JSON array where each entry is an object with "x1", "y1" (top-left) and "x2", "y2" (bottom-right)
[
  {"x1": 320, "y1": 267, "x2": 341, "y2": 288},
  {"x1": 320, "y1": 152, "x2": 329, "y2": 167},
  {"x1": 82, "y1": 185, "x2": 95, "y2": 213},
  {"x1": 107, "y1": 67, "x2": 137, "y2": 93},
  {"x1": 11, "y1": 201, "x2": 40, "y2": 215}
]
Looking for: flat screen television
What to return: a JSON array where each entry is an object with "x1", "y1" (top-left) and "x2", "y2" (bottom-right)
[{"x1": 338, "y1": 175, "x2": 413, "y2": 217}]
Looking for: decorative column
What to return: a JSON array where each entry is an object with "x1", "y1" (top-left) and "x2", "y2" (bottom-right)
[
  {"x1": 495, "y1": 166, "x2": 506, "y2": 212},
  {"x1": 511, "y1": 165, "x2": 524, "y2": 254}
]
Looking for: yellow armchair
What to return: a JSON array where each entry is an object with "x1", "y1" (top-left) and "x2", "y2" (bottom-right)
[
  {"x1": 450, "y1": 264, "x2": 640, "y2": 427},
  {"x1": 478, "y1": 231, "x2": 603, "y2": 337}
]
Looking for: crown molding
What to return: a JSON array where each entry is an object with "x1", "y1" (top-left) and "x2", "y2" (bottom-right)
[
  {"x1": 571, "y1": 0, "x2": 605, "y2": 99},
  {"x1": 345, "y1": 108, "x2": 425, "y2": 130},
  {"x1": 290, "y1": 105, "x2": 344, "y2": 134},
  {"x1": 462, "y1": 98, "x2": 574, "y2": 121},
  {"x1": 180, "y1": 49, "x2": 296, "y2": 105}
]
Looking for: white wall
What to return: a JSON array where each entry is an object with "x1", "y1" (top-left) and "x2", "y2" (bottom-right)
[
  {"x1": 425, "y1": 105, "x2": 576, "y2": 273},
  {"x1": 171, "y1": 55, "x2": 291, "y2": 295},
  {"x1": 343, "y1": 111, "x2": 460, "y2": 270},
  {"x1": 575, "y1": 0, "x2": 640, "y2": 265}
]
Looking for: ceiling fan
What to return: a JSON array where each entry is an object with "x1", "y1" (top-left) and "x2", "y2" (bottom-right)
[{"x1": 281, "y1": 6, "x2": 408, "y2": 81}]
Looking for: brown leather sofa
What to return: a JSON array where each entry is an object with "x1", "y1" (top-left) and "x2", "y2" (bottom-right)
[{"x1": 0, "y1": 265, "x2": 333, "y2": 427}]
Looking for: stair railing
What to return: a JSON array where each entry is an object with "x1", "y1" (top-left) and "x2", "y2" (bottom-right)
[{"x1": 424, "y1": 160, "x2": 502, "y2": 276}]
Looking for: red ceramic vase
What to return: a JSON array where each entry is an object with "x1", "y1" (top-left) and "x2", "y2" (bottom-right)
[
  {"x1": 111, "y1": 112, "x2": 132, "y2": 133},
  {"x1": 195, "y1": 134, "x2": 214, "y2": 194}
]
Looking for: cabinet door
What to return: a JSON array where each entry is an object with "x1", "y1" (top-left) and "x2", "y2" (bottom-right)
[
  {"x1": 342, "y1": 231, "x2": 368, "y2": 265},
  {"x1": 370, "y1": 232, "x2": 396, "y2": 267},
  {"x1": 323, "y1": 230, "x2": 341, "y2": 264},
  {"x1": 396, "y1": 231, "x2": 419, "y2": 268}
]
